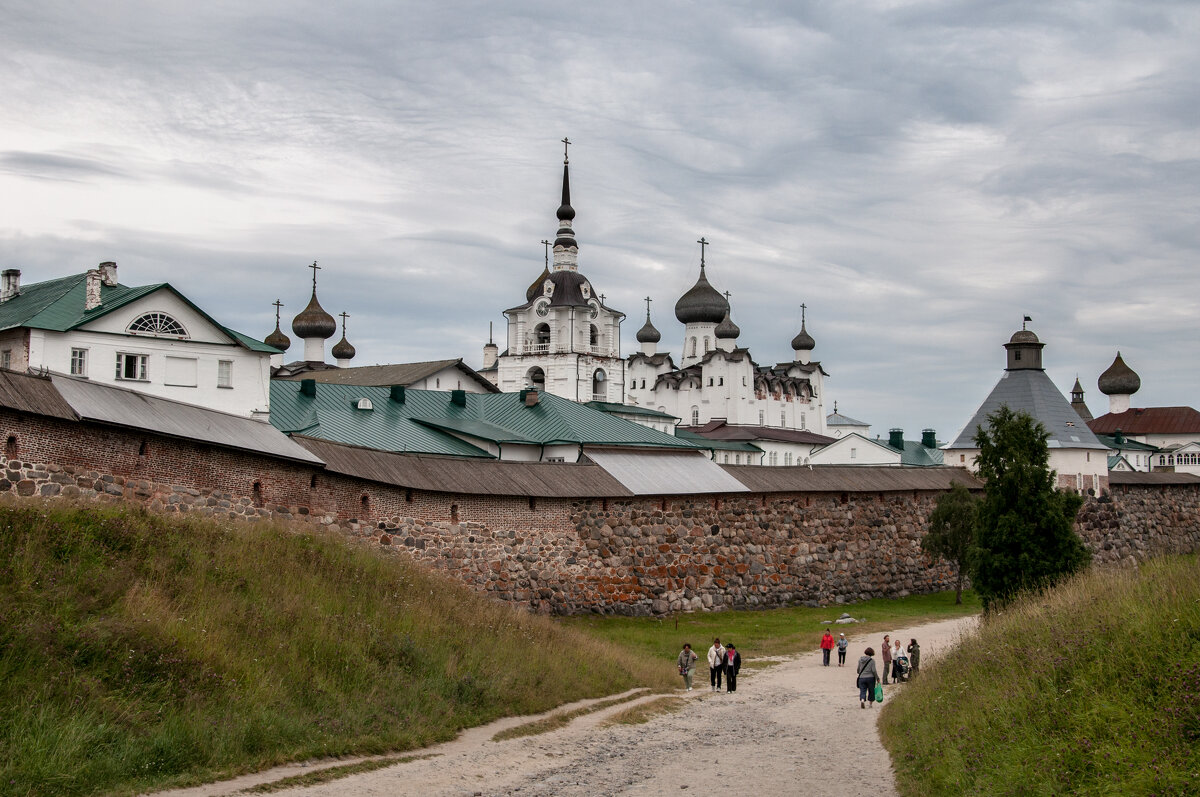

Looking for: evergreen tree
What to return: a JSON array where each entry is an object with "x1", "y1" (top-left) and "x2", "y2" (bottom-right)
[
  {"x1": 969, "y1": 406, "x2": 1090, "y2": 611},
  {"x1": 922, "y1": 483, "x2": 979, "y2": 604}
]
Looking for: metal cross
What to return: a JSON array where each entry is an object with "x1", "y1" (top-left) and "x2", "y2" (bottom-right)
[
  {"x1": 339, "y1": 311, "x2": 349, "y2": 336},
  {"x1": 308, "y1": 261, "x2": 321, "y2": 289},
  {"x1": 599, "y1": 293, "x2": 606, "y2": 304},
  {"x1": 801, "y1": 302, "x2": 807, "y2": 325},
  {"x1": 724, "y1": 291, "x2": 732, "y2": 301},
  {"x1": 562, "y1": 137, "x2": 571, "y2": 163},
  {"x1": 272, "y1": 299, "x2": 284, "y2": 326},
  {"x1": 644, "y1": 296, "x2": 653, "y2": 317},
  {"x1": 697, "y1": 237, "x2": 708, "y2": 266},
  {"x1": 541, "y1": 239, "x2": 551, "y2": 266}
]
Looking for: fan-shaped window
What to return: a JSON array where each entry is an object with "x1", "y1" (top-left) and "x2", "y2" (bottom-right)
[{"x1": 128, "y1": 312, "x2": 188, "y2": 338}]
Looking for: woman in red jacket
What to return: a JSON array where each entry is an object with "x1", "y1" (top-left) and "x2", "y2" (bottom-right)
[{"x1": 820, "y1": 630, "x2": 835, "y2": 667}]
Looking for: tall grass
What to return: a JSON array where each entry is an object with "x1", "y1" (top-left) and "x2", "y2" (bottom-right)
[
  {"x1": 880, "y1": 555, "x2": 1200, "y2": 796},
  {"x1": 0, "y1": 502, "x2": 674, "y2": 797}
]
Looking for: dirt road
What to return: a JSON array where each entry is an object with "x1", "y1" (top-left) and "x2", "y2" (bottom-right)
[{"x1": 151, "y1": 615, "x2": 976, "y2": 797}]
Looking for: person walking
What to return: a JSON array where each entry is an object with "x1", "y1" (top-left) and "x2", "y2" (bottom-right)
[
  {"x1": 677, "y1": 643, "x2": 698, "y2": 692},
  {"x1": 707, "y1": 637, "x2": 726, "y2": 691},
  {"x1": 724, "y1": 643, "x2": 742, "y2": 693},
  {"x1": 836, "y1": 632, "x2": 849, "y2": 666},
  {"x1": 820, "y1": 630, "x2": 835, "y2": 666},
  {"x1": 881, "y1": 634, "x2": 892, "y2": 685},
  {"x1": 907, "y1": 638, "x2": 921, "y2": 675},
  {"x1": 856, "y1": 647, "x2": 879, "y2": 709},
  {"x1": 892, "y1": 638, "x2": 905, "y2": 682}
]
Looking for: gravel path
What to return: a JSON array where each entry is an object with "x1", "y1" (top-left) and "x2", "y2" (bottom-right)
[{"x1": 149, "y1": 615, "x2": 976, "y2": 797}]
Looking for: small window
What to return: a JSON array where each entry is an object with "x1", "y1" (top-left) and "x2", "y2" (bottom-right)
[
  {"x1": 850, "y1": 448, "x2": 857, "y2": 459},
  {"x1": 127, "y1": 312, "x2": 188, "y2": 338},
  {"x1": 0, "y1": 350, "x2": 9, "y2": 369},
  {"x1": 5, "y1": 435, "x2": 17, "y2": 460},
  {"x1": 781, "y1": 412, "x2": 786, "y2": 427},
  {"x1": 800, "y1": 413, "x2": 806, "y2": 429},
  {"x1": 785, "y1": 453, "x2": 793, "y2": 466},
  {"x1": 703, "y1": 337, "x2": 710, "y2": 353},
  {"x1": 758, "y1": 410, "x2": 764, "y2": 425},
  {"x1": 217, "y1": 360, "x2": 233, "y2": 388},
  {"x1": 734, "y1": 453, "x2": 741, "y2": 465},
  {"x1": 690, "y1": 337, "x2": 697, "y2": 356},
  {"x1": 691, "y1": 407, "x2": 699, "y2": 425},
  {"x1": 70, "y1": 348, "x2": 88, "y2": 377},
  {"x1": 708, "y1": 378, "x2": 713, "y2": 386},
  {"x1": 1014, "y1": 350, "x2": 1022, "y2": 361},
  {"x1": 116, "y1": 352, "x2": 148, "y2": 381},
  {"x1": 723, "y1": 453, "x2": 730, "y2": 463},
  {"x1": 718, "y1": 377, "x2": 723, "y2": 386},
  {"x1": 354, "y1": 398, "x2": 374, "y2": 410},
  {"x1": 545, "y1": 456, "x2": 566, "y2": 463}
]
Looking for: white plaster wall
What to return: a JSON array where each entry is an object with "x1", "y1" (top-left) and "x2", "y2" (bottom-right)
[
  {"x1": 406, "y1": 365, "x2": 493, "y2": 393},
  {"x1": 811, "y1": 436, "x2": 901, "y2": 466}
]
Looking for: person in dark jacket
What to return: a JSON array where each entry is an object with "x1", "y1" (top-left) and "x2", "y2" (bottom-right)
[
  {"x1": 881, "y1": 635, "x2": 892, "y2": 685},
  {"x1": 724, "y1": 643, "x2": 742, "y2": 692},
  {"x1": 907, "y1": 638, "x2": 921, "y2": 675},
  {"x1": 856, "y1": 647, "x2": 879, "y2": 708}
]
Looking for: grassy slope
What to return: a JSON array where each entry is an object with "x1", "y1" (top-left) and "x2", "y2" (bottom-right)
[
  {"x1": 561, "y1": 590, "x2": 981, "y2": 661},
  {"x1": 0, "y1": 502, "x2": 674, "y2": 797},
  {"x1": 880, "y1": 555, "x2": 1200, "y2": 796}
]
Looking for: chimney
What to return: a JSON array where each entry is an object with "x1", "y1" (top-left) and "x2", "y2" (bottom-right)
[
  {"x1": 300, "y1": 379, "x2": 316, "y2": 397},
  {"x1": 451, "y1": 389, "x2": 466, "y2": 407},
  {"x1": 921, "y1": 429, "x2": 937, "y2": 449},
  {"x1": 389, "y1": 385, "x2": 406, "y2": 404},
  {"x1": 84, "y1": 269, "x2": 103, "y2": 310},
  {"x1": 0, "y1": 269, "x2": 20, "y2": 302},
  {"x1": 888, "y1": 428, "x2": 904, "y2": 450},
  {"x1": 482, "y1": 321, "x2": 499, "y2": 370},
  {"x1": 98, "y1": 261, "x2": 118, "y2": 286},
  {"x1": 520, "y1": 388, "x2": 540, "y2": 406}
]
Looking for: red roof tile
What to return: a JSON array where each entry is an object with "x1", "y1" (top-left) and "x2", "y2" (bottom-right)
[{"x1": 1087, "y1": 407, "x2": 1200, "y2": 435}]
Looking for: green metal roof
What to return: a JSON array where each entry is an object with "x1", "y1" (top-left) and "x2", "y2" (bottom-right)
[
  {"x1": 1093, "y1": 434, "x2": 1158, "y2": 452},
  {"x1": 268, "y1": 382, "x2": 707, "y2": 457},
  {"x1": 0, "y1": 272, "x2": 277, "y2": 352},
  {"x1": 674, "y1": 428, "x2": 763, "y2": 452},
  {"x1": 584, "y1": 401, "x2": 678, "y2": 420},
  {"x1": 897, "y1": 440, "x2": 944, "y2": 467}
]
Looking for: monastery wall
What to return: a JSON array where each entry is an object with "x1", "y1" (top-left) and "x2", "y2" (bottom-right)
[{"x1": 2, "y1": 408, "x2": 1198, "y2": 615}]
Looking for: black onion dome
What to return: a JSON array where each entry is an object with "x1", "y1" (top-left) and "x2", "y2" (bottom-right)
[
  {"x1": 636, "y1": 315, "x2": 661, "y2": 343},
  {"x1": 556, "y1": 162, "x2": 575, "y2": 221},
  {"x1": 674, "y1": 265, "x2": 728, "y2": 324},
  {"x1": 264, "y1": 323, "x2": 291, "y2": 351},
  {"x1": 791, "y1": 321, "x2": 815, "y2": 351},
  {"x1": 291, "y1": 291, "x2": 337, "y2": 339},
  {"x1": 526, "y1": 265, "x2": 551, "y2": 302},
  {"x1": 1098, "y1": 351, "x2": 1141, "y2": 396},
  {"x1": 1009, "y1": 329, "x2": 1039, "y2": 344},
  {"x1": 715, "y1": 309, "x2": 740, "y2": 339},
  {"x1": 331, "y1": 335, "x2": 356, "y2": 360}
]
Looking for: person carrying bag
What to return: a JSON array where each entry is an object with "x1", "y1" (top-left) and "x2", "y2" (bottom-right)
[{"x1": 856, "y1": 647, "x2": 879, "y2": 709}]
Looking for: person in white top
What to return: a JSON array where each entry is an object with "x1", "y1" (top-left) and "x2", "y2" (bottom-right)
[{"x1": 707, "y1": 637, "x2": 726, "y2": 692}]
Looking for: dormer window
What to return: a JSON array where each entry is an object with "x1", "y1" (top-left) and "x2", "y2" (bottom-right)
[
  {"x1": 128, "y1": 312, "x2": 188, "y2": 339},
  {"x1": 354, "y1": 398, "x2": 373, "y2": 411}
]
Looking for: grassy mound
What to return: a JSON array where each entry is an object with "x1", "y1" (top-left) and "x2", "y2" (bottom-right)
[
  {"x1": 880, "y1": 555, "x2": 1200, "y2": 796},
  {"x1": 0, "y1": 502, "x2": 674, "y2": 796}
]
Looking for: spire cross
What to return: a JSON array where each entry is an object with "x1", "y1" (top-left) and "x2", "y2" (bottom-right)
[
  {"x1": 339, "y1": 311, "x2": 349, "y2": 336},
  {"x1": 801, "y1": 302, "x2": 807, "y2": 325},
  {"x1": 724, "y1": 291, "x2": 731, "y2": 301},
  {"x1": 697, "y1": 237, "x2": 708, "y2": 267},
  {"x1": 272, "y1": 299, "x2": 284, "y2": 326},
  {"x1": 599, "y1": 293, "x2": 606, "y2": 303},
  {"x1": 644, "y1": 296, "x2": 653, "y2": 317},
  {"x1": 562, "y1": 137, "x2": 571, "y2": 164},
  {"x1": 541, "y1": 239, "x2": 551, "y2": 266},
  {"x1": 309, "y1": 261, "x2": 321, "y2": 290}
]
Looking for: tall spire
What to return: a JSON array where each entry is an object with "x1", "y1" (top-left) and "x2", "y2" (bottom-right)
[{"x1": 552, "y1": 138, "x2": 578, "y2": 271}]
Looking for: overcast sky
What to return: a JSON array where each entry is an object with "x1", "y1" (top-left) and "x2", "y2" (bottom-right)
[{"x1": 2, "y1": 0, "x2": 1197, "y2": 440}]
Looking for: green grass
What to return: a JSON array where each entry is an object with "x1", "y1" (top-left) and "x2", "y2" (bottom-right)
[
  {"x1": 242, "y1": 754, "x2": 437, "y2": 793},
  {"x1": 560, "y1": 589, "x2": 981, "y2": 663},
  {"x1": 0, "y1": 502, "x2": 675, "y2": 797},
  {"x1": 880, "y1": 555, "x2": 1200, "y2": 796},
  {"x1": 490, "y1": 692, "x2": 645, "y2": 741},
  {"x1": 602, "y1": 696, "x2": 687, "y2": 726}
]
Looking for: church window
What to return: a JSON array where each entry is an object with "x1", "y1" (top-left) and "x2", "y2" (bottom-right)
[
  {"x1": 1014, "y1": 350, "x2": 1022, "y2": 361},
  {"x1": 116, "y1": 352, "x2": 148, "y2": 381},
  {"x1": 592, "y1": 369, "x2": 606, "y2": 401},
  {"x1": 70, "y1": 348, "x2": 88, "y2": 377},
  {"x1": 784, "y1": 453, "x2": 793, "y2": 466},
  {"x1": 534, "y1": 323, "x2": 551, "y2": 349},
  {"x1": 691, "y1": 406, "x2": 699, "y2": 426},
  {"x1": 0, "y1": 350, "x2": 9, "y2": 370},
  {"x1": 801, "y1": 412, "x2": 806, "y2": 429},
  {"x1": 217, "y1": 360, "x2": 233, "y2": 388},
  {"x1": 850, "y1": 448, "x2": 857, "y2": 459},
  {"x1": 718, "y1": 377, "x2": 723, "y2": 385},
  {"x1": 690, "y1": 337, "x2": 697, "y2": 357},
  {"x1": 708, "y1": 378, "x2": 713, "y2": 386},
  {"x1": 735, "y1": 454, "x2": 741, "y2": 465},
  {"x1": 781, "y1": 412, "x2": 786, "y2": 427},
  {"x1": 703, "y1": 337, "x2": 710, "y2": 353},
  {"x1": 128, "y1": 312, "x2": 188, "y2": 338},
  {"x1": 723, "y1": 453, "x2": 730, "y2": 463},
  {"x1": 526, "y1": 366, "x2": 546, "y2": 388},
  {"x1": 590, "y1": 324, "x2": 600, "y2": 348},
  {"x1": 769, "y1": 451, "x2": 778, "y2": 466},
  {"x1": 640, "y1": 379, "x2": 645, "y2": 388}
]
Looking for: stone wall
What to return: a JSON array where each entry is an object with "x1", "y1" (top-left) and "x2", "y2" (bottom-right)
[{"x1": 2, "y1": 407, "x2": 1198, "y2": 615}]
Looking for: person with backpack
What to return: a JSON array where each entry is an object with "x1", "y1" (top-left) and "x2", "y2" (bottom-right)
[
  {"x1": 856, "y1": 647, "x2": 879, "y2": 709},
  {"x1": 836, "y1": 632, "x2": 849, "y2": 666}
]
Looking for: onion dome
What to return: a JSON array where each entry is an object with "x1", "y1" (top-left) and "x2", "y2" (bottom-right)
[
  {"x1": 331, "y1": 335, "x2": 356, "y2": 361},
  {"x1": 291, "y1": 290, "x2": 336, "y2": 339},
  {"x1": 791, "y1": 321, "x2": 815, "y2": 352},
  {"x1": 715, "y1": 309, "x2": 740, "y2": 340},
  {"x1": 674, "y1": 263, "x2": 727, "y2": 324},
  {"x1": 1098, "y1": 351, "x2": 1141, "y2": 396},
  {"x1": 526, "y1": 265, "x2": 551, "y2": 301},
  {"x1": 636, "y1": 312, "x2": 661, "y2": 344},
  {"x1": 264, "y1": 300, "x2": 291, "y2": 351}
]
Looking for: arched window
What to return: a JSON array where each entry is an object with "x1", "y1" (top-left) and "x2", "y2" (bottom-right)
[
  {"x1": 525, "y1": 366, "x2": 545, "y2": 388},
  {"x1": 534, "y1": 323, "x2": 550, "y2": 348},
  {"x1": 690, "y1": 337, "x2": 697, "y2": 357},
  {"x1": 691, "y1": 406, "x2": 699, "y2": 426},
  {"x1": 589, "y1": 324, "x2": 600, "y2": 348},
  {"x1": 640, "y1": 379, "x2": 645, "y2": 388},
  {"x1": 758, "y1": 410, "x2": 764, "y2": 425},
  {"x1": 703, "y1": 337, "x2": 710, "y2": 353},
  {"x1": 127, "y1": 312, "x2": 188, "y2": 338},
  {"x1": 592, "y1": 369, "x2": 606, "y2": 400}
]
